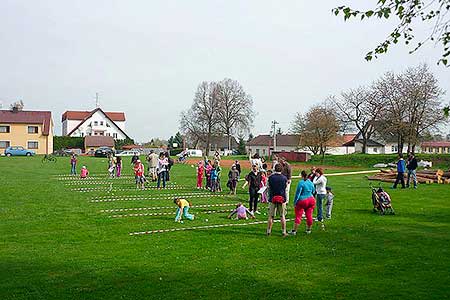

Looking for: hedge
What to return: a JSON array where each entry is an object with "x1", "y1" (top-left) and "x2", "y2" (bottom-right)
[{"x1": 53, "y1": 136, "x2": 84, "y2": 150}]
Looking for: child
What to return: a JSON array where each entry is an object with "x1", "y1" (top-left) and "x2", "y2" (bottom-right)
[
  {"x1": 227, "y1": 165, "x2": 239, "y2": 195},
  {"x1": 259, "y1": 170, "x2": 268, "y2": 203},
  {"x1": 205, "y1": 160, "x2": 213, "y2": 190},
  {"x1": 80, "y1": 166, "x2": 89, "y2": 179},
  {"x1": 70, "y1": 154, "x2": 77, "y2": 175},
  {"x1": 325, "y1": 186, "x2": 334, "y2": 220},
  {"x1": 210, "y1": 166, "x2": 218, "y2": 192},
  {"x1": 134, "y1": 159, "x2": 145, "y2": 190},
  {"x1": 228, "y1": 202, "x2": 255, "y2": 220},
  {"x1": 196, "y1": 161, "x2": 204, "y2": 189},
  {"x1": 216, "y1": 163, "x2": 222, "y2": 192},
  {"x1": 174, "y1": 198, "x2": 195, "y2": 222},
  {"x1": 116, "y1": 156, "x2": 122, "y2": 177},
  {"x1": 108, "y1": 156, "x2": 116, "y2": 178}
]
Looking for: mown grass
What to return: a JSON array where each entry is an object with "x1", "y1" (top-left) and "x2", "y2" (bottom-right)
[{"x1": 0, "y1": 156, "x2": 449, "y2": 300}]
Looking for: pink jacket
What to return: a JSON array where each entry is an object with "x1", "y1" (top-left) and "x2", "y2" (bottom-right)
[{"x1": 80, "y1": 168, "x2": 89, "y2": 178}]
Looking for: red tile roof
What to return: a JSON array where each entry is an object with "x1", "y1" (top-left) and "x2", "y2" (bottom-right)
[
  {"x1": 0, "y1": 110, "x2": 52, "y2": 135},
  {"x1": 84, "y1": 136, "x2": 115, "y2": 147},
  {"x1": 66, "y1": 108, "x2": 130, "y2": 139},
  {"x1": 62, "y1": 110, "x2": 125, "y2": 122},
  {"x1": 421, "y1": 141, "x2": 450, "y2": 147}
]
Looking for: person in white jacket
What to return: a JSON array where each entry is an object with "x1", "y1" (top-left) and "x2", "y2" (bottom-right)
[{"x1": 312, "y1": 168, "x2": 327, "y2": 222}]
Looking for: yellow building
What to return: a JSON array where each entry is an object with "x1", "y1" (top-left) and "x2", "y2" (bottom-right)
[{"x1": 0, "y1": 109, "x2": 53, "y2": 155}]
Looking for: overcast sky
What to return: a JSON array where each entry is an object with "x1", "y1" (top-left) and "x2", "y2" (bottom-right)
[{"x1": 1, "y1": 0, "x2": 449, "y2": 142}]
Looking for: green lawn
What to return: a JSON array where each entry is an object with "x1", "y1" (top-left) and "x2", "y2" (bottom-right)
[{"x1": 0, "y1": 156, "x2": 449, "y2": 299}]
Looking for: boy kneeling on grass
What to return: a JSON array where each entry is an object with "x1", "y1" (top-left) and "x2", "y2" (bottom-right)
[{"x1": 174, "y1": 198, "x2": 195, "y2": 222}]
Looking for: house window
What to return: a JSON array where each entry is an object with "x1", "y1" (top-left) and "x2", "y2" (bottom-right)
[
  {"x1": 100, "y1": 121, "x2": 104, "y2": 126},
  {"x1": 81, "y1": 132, "x2": 84, "y2": 137},
  {"x1": 0, "y1": 141, "x2": 10, "y2": 148},
  {"x1": 28, "y1": 141, "x2": 38, "y2": 149},
  {"x1": 106, "y1": 123, "x2": 110, "y2": 127},
  {"x1": 263, "y1": 149, "x2": 266, "y2": 155},
  {"x1": 99, "y1": 132, "x2": 104, "y2": 136},
  {"x1": 28, "y1": 126, "x2": 39, "y2": 134},
  {"x1": 94, "y1": 132, "x2": 98, "y2": 136},
  {"x1": 0, "y1": 126, "x2": 10, "y2": 133},
  {"x1": 113, "y1": 133, "x2": 117, "y2": 138},
  {"x1": 94, "y1": 121, "x2": 98, "y2": 126},
  {"x1": 373, "y1": 147, "x2": 378, "y2": 153},
  {"x1": 106, "y1": 133, "x2": 110, "y2": 136}
]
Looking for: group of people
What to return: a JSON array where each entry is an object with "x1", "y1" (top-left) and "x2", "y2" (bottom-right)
[
  {"x1": 107, "y1": 154, "x2": 123, "y2": 178},
  {"x1": 265, "y1": 164, "x2": 334, "y2": 237},
  {"x1": 393, "y1": 153, "x2": 418, "y2": 189},
  {"x1": 195, "y1": 153, "x2": 225, "y2": 192},
  {"x1": 131, "y1": 150, "x2": 175, "y2": 189}
]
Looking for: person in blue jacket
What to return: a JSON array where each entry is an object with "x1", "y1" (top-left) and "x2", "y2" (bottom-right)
[{"x1": 393, "y1": 154, "x2": 406, "y2": 189}]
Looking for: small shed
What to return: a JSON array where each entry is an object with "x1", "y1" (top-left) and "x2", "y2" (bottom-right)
[
  {"x1": 84, "y1": 136, "x2": 115, "y2": 152},
  {"x1": 273, "y1": 151, "x2": 311, "y2": 162}
]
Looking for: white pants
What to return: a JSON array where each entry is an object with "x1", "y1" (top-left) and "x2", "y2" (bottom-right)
[{"x1": 285, "y1": 182, "x2": 291, "y2": 203}]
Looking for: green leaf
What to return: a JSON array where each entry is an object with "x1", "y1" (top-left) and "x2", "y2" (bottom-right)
[
  {"x1": 444, "y1": 106, "x2": 450, "y2": 117},
  {"x1": 366, "y1": 10, "x2": 374, "y2": 17}
]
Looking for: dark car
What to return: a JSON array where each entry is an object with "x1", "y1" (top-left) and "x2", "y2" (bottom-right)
[{"x1": 94, "y1": 147, "x2": 114, "y2": 157}]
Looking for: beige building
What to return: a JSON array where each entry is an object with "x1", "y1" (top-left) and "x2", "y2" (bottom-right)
[{"x1": 0, "y1": 109, "x2": 53, "y2": 154}]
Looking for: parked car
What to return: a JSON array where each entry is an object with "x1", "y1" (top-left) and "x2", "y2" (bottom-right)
[
  {"x1": 116, "y1": 150, "x2": 140, "y2": 157},
  {"x1": 5, "y1": 146, "x2": 35, "y2": 157},
  {"x1": 94, "y1": 147, "x2": 115, "y2": 157},
  {"x1": 185, "y1": 149, "x2": 203, "y2": 157}
]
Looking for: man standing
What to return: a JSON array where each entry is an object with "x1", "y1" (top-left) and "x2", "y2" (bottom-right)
[
  {"x1": 266, "y1": 164, "x2": 288, "y2": 237},
  {"x1": 393, "y1": 154, "x2": 406, "y2": 189},
  {"x1": 280, "y1": 158, "x2": 292, "y2": 203},
  {"x1": 147, "y1": 150, "x2": 159, "y2": 181},
  {"x1": 406, "y1": 153, "x2": 418, "y2": 189}
]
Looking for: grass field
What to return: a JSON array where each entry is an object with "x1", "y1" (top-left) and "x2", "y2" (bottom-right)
[{"x1": 1, "y1": 156, "x2": 449, "y2": 300}]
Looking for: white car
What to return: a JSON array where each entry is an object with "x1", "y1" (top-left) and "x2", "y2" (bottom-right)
[
  {"x1": 186, "y1": 149, "x2": 203, "y2": 157},
  {"x1": 116, "y1": 150, "x2": 140, "y2": 157}
]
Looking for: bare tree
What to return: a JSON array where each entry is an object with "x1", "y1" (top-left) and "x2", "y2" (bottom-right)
[
  {"x1": 216, "y1": 78, "x2": 255, "y2": 150},
  {"x1": 330, "y1": 87, "x2": 384, "y2": 153},
  {"x1": 374, "y1": 64, "x2": 447, "y2": 154},
  {"x1": 396, "y1": 64, "x2": 447, "y2": 153},
  {"x1": 292, "y1": 102, "x2": 340, "y2": 157},
  {"x1": 180, "y1": 82, "x2": 220, "y2": 152}
]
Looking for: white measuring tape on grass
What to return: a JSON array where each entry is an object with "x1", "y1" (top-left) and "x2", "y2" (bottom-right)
[
  {"x1": 110, "y1": 209, "x2": 231, "y2": 218},
  {"x1": 73, "y1": 186, "x2": 185, "y2": 192},
  {"x1": 90, "y1": 193, "x2": 231, "y2": 203},
  {"x1": 129, "y1": 219, "x2": 293, "y2": 235},
  {"x1": 100, "y1": 203, "x2": 236, "y2": 213}
]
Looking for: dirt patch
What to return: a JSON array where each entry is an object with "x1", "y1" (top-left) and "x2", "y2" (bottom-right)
[{"x1": 185, "y1": 158, "x2": 359, "y2": 173}]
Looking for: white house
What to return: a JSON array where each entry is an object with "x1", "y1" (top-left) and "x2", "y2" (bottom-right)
[
  {"x1": 247, "y1": 134, "x2": 357, "y2": 156},
  {"x1": 61, "y1": 108, "x2": 130, "y2": 140},
  {"x1": 353, "y1": 130, "x2": 408, "y2": 154}
]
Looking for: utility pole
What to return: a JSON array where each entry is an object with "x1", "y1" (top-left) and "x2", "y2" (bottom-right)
[
  {"x1": 95, "y1": 92, "x2": 100, "y2": 108},
  {"x1": 271, "y1": 120, "x2": 279, "y2": 153}
]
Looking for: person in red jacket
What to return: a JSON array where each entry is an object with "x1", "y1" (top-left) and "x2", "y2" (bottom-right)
[{"x1": 196, "y1": 160, "x2": 204, "y2": 189}]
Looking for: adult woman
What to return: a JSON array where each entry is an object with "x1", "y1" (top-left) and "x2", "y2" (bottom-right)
[
  {"x1": 290, "y1": 171, "x2": 316, "y2": 235},
  {"x1": 312, "y1": 168, "x2": 327, "y2": 222},
  {"x1": 70, "y1": 154, "x2": 77, "y2": 175},
  {"x1": 245, "y1": 164, "x2": 262, "y2": 214},
  {"x1": 157, "y1": 152, "x2": 169, "y2": 189}
]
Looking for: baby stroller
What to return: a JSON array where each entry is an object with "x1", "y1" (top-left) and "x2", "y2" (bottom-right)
[{"x1": 371, "y1": 186, "x2": 395, "y2": 215}]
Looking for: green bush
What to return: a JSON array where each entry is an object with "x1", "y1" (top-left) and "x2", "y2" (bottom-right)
[{"x1": 53, "y1": 136, "x2": 84, "y2": 150}]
